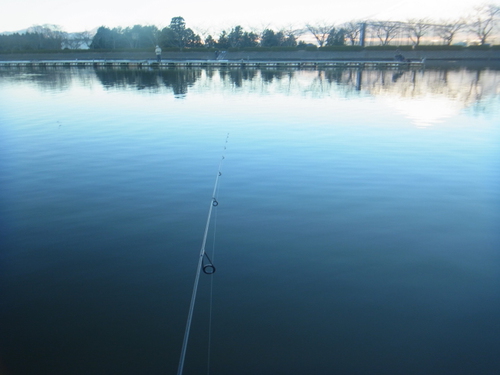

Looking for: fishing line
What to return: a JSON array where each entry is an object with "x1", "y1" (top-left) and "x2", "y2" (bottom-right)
[
  {"x1": 177, "y1": 134, "x2": 229, "y2": 375},
  {"x1": 206, "y1": 172, "x2": 220, "y2": 375}
]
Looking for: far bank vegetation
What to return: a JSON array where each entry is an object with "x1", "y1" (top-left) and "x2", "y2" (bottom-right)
[{"x1": 1, "y1": 4, "x2": 499, "y2": 52}]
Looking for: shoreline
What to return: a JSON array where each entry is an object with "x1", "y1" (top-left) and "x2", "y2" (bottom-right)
[{"x1": 1, "y1": 50, "x2": 499, "y2": 68}]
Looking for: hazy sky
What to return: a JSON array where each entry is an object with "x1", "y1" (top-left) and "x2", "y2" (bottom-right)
[{"x1": 1, "y1": 0, "x2": 492, "y2": 33}]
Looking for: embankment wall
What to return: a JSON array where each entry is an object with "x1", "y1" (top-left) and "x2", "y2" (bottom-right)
[{"x1": 1, "y1": 49, "x2": 499, "y2": 64}]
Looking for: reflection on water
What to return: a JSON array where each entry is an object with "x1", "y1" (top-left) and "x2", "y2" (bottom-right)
[
  {"x1": 95, "y1": 68, "x2": 203, "y2": 97},
  {"x1": 2, "y1": 66, "x2": 498, "y2": 129},
  {"x1": 0, "y1": 65, "x2": 499, "y2": 375},
  {"x1": 1, "y1": 66, "x2": 499, "y2": 113}
]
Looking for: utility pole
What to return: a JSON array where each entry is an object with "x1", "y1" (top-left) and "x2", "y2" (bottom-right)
[{"x1": 359, "y1": 22, "x2": 367, "y2": 47}]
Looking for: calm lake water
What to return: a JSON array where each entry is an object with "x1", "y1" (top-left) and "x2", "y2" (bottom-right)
[{"x1": 1, "y1": 65, "x2": 499, "y2": 375}]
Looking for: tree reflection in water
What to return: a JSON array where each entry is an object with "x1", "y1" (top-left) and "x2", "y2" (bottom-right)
[{"x1": 1, "y1": 66, "x2": 499, "y2": 111}]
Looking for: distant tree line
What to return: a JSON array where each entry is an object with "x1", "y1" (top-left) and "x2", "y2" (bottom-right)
[
  {"x1": 362, "y1": 4, "x2": 499, "y2": 47},
  {"x1": 0, "y1": 25, "x2": 93, "y2": 51},
  {"x1": 0, "y1": 25, "x2": 65, "y2": 51},
  {"x1": 0, "y1": 4, "x2": 498, "y2": 52},
  {"x1": 88, "y1": 17, "x2": 323, "y2": 50}
]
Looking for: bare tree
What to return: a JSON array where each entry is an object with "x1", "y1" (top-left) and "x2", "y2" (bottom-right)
[
  {"x1": 306, "y1": 22, "x2": 336, "y2": 47},
  {"x1": 28, "y1": 24, "x2": 65, "y2": 49},
  {"x1": 245, "y1": 22, "x2": 273, "y2": 44},
  {"x1": 371, "y1": 21, "x2": 401, "y2": 46},
  {"x1": 66, "y1": 33, "x2": 86, "y2": 49},
  {"x1": 272, "y1": 24, "x2": 303, "y2": 47},
  {"x1": 279, "y1": 23, "x2": 306, "y2": 39},
  {"x1": 406, "y1": 18, "x2": 431, "y2": 46},
  {"x1": 192, "y1": 26, "x2": 211, "y2": 42},
  {"x1": 435, "y1": 19, "x2": 466, "y2": 45},
  {"x1": 28, "y1": 24, "x2": 66, "y2": 43},
  {"x1": 468, "y1": 3, "x2": 500, "y2": 45},
  {"x1": 62, "y1": 35, "x2": 75, "y2": 49},
  {"x1": 342, "y1": 21, "x2": 361, "y2": 45}
]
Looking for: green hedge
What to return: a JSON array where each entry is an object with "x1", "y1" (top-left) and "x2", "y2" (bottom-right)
[
  {"x1": 2, "y1": 44, "x2": 499, "y2": 54},
  {"x1": 467, "y1": 45, "x2": 494, "y2": 50},
  {"x1": 0, "y1": 48, "x2": 96, "y2": 54},
  {"x1": 361, "y1": 44, "x2": 500, "y2": 51},
  {"x1": 364, "y1": 45, "x2": 406, "y2": 51},
  {"x1": 318, "y1": 46, "x2": 364, "y2": 52},
  {"x1": 227, "y1": 46, "x2": 302, "y2": 52},
  {"x1": 415, "y1": 45, "x2": 464, "y2": 51}
]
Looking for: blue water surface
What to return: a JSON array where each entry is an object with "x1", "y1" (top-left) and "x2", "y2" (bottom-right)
[{"x1": 0, "y1": 67, "x2": 499, "y2": 375}]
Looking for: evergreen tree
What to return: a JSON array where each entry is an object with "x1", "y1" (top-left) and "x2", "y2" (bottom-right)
[
  {"x1": 227, "y1": 26, "x2": 244, "y2": 48},
  {"x1": 217, "y1": 30, "x2": 230, "y2": 48},
  {"x1": 160, "y1": 17, "x2": 202, "y2": 49},
  {"x1": 205, "y1": 35, "x2": 216, "y2": 48},
  {"x1": 260, "y1": 29, "x2": 277, "y2": 47},
  {"x1": 90, "y1": 27, "x2": 115, "y2": 49},
  {"x1": 241, "y1": 31, "x2": 259, "y2": 47},
  {"x1": 282, "y1": 34, "x2": 297, "y2": 47},
  {"x1": 122, "y1": 25, "x2": 159, "y2": 49},
  {"x1": 325, "y1": 28, "x2": 346, "y2": 46}
]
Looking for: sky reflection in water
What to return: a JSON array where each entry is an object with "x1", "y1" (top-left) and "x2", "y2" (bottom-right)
[{"x1": 0, "y1": 66, "x2": 499, "y2": 375}]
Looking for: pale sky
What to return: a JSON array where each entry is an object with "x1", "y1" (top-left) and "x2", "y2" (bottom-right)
[{"x1": 0, "y1": 0, "x2": 492, "y2": 33}]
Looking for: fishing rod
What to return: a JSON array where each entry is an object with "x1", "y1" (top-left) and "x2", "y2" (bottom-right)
[{"x1": 177, "y1": 135, "x2": 228, "y2": 375}]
